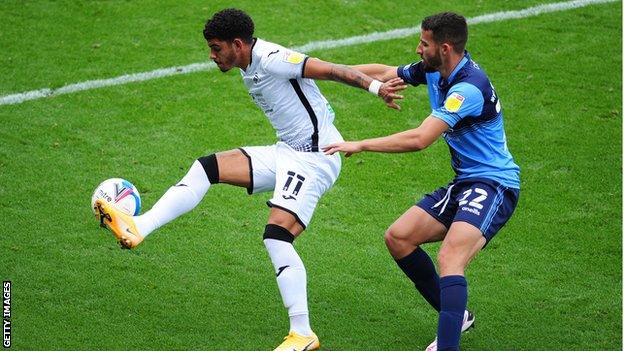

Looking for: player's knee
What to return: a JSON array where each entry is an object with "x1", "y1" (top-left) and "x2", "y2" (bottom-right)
[
  {"x1": 197, "y1": 154, "x2": 220, "y2": 184},
  {"x1": 263, "y1": 224, "x2": 295, "y2": 243},
  {"x1": 384, "y1": 226, "x2": 408, "y2": 247},
  {"x1": 384, "y1": 227, "x2": 410, "y2": 256},
  {"x1": 437, "y1": 247, "x2": 450, "y2": 268},
  {"x1": 384, "y1": 228, "x2": 398, "y2": 247},
  {"x1": 437, "y1": 246, "x2": 464, "y2": 274}
]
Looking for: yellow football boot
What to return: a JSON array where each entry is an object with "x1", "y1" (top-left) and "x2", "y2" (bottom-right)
[
  {"x1": 273, "y1": 332, "x2": 320, "y2": 351},
  {"x1": 95, "y1": 199, "x2": 143, "y2": 249}
]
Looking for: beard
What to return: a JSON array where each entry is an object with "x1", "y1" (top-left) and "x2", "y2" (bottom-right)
[
  {"x1": 421, "y1": 52, "x2": 442, "y2": 72},
  {"x1": 215, "y1": 50, "x2": 238, "y2": 72},
  {"x1": 215, "y1": 59, "x2": 234, "y2": 72},
  {"x1": 217, "y1": 64, "x2": 230, "y2": 72}
]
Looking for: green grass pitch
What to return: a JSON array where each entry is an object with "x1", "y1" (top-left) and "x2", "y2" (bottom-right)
[{"x1": 0, "y1": 1, "x2": 621, "y2": 350}]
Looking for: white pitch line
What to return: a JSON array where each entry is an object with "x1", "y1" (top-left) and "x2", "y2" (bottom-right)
[{"x1": 0, "y1": 0, "x2": 617, "y2": 106}]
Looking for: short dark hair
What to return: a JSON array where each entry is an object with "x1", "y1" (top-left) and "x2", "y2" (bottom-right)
[
  {"x1": 203, "y1": 8, "x2": 254, "y2": 44},
  {"x1": 421, "y1": 12, "x2": 468, "y2": 53}
]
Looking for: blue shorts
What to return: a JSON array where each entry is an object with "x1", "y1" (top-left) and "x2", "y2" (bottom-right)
[{"x1": 417, "y1": 178, "x2": 519, "y2": 244}]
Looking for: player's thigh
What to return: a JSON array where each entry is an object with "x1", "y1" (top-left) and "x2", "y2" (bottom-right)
[
  {"x1": 268, "y1": 143, "x2": 341, "y2": 236},
  {"x1": 215, "y1": 149, "x2": 253, "y2": 187},
  {"x1": 221, "y1": 146, "x2": 278, "y2": 194},
  {"x1": 452, "y1": 180, "x2": 520, "y2": 244},
  {"x1": 437, "y1": 221, "x2": 486, "y2": 276},
  {"x1": 387, "y1": 205, "x2": 447, "y2": 245}
]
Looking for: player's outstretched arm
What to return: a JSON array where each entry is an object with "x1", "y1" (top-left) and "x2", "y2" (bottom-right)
[
  {"x1": 350, "y1": 64, "x2": 399, "y2": 82},
  {"x1": 322, "y1": 115, "x2": 449, "y2": 157},
  {"x1": 303, "y1": 58, "x2": 407, "y2": 110}
]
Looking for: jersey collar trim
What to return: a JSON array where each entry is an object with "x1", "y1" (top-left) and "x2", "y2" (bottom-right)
[
  {"x1": 244, "y1": 37, "x2": 258, "y2": 72},
  {"x1": 440, "y1": 51, "x2": 470, "y2": 88}
]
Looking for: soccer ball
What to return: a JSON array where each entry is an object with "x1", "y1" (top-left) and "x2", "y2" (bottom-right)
[{"x1": 91, "y1": 178, "x2": 141, "y2": 216}]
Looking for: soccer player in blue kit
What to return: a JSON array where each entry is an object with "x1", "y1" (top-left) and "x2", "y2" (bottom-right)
[{"x1": 323, "y1": 12, "x2": 520, "y2": 351}]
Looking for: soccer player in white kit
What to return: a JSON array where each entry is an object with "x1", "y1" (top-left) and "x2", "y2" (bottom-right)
[{"x1": 95, "y1": 8, "x2": 405, "y2": 351}]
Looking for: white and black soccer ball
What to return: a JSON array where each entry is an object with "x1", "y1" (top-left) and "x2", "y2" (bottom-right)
[{"x1": 91, "y1": 178, "x2": 141, "y2": 216}]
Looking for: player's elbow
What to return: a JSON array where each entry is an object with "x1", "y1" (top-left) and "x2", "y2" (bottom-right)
[
  {"x1": 409, "y1": 137, "x2": 428, "y2": 151},
  {"x1": 406, "y1": 132, "x2": 432, "y2": 151},
  {"x1": 405, "y1": 124, "x2": 441, "y2": 151}
]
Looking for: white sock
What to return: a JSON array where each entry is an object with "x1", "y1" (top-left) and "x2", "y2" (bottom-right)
[
  {"x1": 263, "y1": 238, "x2": 313, "y2": 336},
  {"x1": 135, "y1": 160, "x2": 210, "y2": 236}
]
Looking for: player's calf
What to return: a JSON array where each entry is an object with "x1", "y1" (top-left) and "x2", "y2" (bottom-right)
[{"x1": 263, "y1": 224, "x2": 316, "y2": 343}]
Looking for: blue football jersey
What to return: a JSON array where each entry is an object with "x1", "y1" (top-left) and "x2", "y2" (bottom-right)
[{"x1": 397, "y1": 52, "x2": 520, "y2": 189}]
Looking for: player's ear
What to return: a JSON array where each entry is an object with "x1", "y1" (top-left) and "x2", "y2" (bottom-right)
[
  {"x1": 441, "y1": 42, "x2": 452, "y2": 55},
  {"x1": 233, "y1": 38, "x2": 244, "y2": 50}
]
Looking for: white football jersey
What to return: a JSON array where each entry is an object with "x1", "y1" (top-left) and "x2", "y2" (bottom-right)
[{"x1": 240, "y1": 39, "x2": 343, "y2": 152}]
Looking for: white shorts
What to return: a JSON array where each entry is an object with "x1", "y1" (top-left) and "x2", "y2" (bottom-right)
[{"x1": 239, "y1": 142, "x2": 341, "y2": 228}]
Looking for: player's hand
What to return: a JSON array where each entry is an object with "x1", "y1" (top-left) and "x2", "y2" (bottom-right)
[
  {"x1": 322, "y1": 141, "x2": 363, "y2": 157},
  {"x1": 378, "y1": 77, "x2": 407, "y2": 110}
]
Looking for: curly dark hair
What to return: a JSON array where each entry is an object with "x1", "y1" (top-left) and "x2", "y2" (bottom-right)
[
  {"x1": 203, "y1": 8, "x2": 254, "y2": 44},
  {"x1": 421, "y1": 12, "x2": 468, "y2": 54}
]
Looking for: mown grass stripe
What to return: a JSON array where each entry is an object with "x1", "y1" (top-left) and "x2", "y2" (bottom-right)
[{"x1": 0, "y1": 0, "x2": 616, "y2": 106}]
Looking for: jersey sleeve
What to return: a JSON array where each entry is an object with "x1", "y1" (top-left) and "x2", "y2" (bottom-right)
[
  {"x1": 431, "y1": 82, "x2": 484, "y2": 127},
  {"x1": 262, "y1": 49, "x2": 308, "y2": 79},
  {"x1": 397, "y1": 61, "x2": 427, "y2": 86}
]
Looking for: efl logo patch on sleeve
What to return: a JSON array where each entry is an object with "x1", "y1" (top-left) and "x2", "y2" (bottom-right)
[
  {"x1": 444, "y1": 92, "x2": 465, "y2": 112},
  {"x1": 283, "y1": 51, "x2": 305, "y2": 64}
]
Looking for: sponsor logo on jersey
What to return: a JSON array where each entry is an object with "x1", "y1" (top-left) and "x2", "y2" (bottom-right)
[
  {"x1": 283, "y1": 51, "x2": 305, "y2": 64},
  {"x1": 444, "y1": 92, "x2": 465, "y2": 112}
]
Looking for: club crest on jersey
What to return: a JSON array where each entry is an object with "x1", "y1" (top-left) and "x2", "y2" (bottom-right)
[
  {"x1": 445, "y1": 92, "x2": 465, "y2": 112},
  {"x1": 283, "y1": 51, "x2": 305, "y2": 64}
]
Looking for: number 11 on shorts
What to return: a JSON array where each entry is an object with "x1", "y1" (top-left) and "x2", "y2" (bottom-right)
[{"x1": 282, "y1": 171, "x2": 305, "y2": 199}]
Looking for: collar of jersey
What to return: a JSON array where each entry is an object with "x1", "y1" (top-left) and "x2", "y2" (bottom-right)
[
  {"x1": 439, "y1": 51, "x2": 470, "y2": 88},
  {"x1": 243, "y1": 37, "x2": 259, "y2": 72}
]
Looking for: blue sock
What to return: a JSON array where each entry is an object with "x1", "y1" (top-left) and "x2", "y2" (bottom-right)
[
  {"x1": 437, "y1": 275, "x2": 468, "y2": 351},
  {"x1": 395, "y1": 247, "x2": 441, "y2": 311}
]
